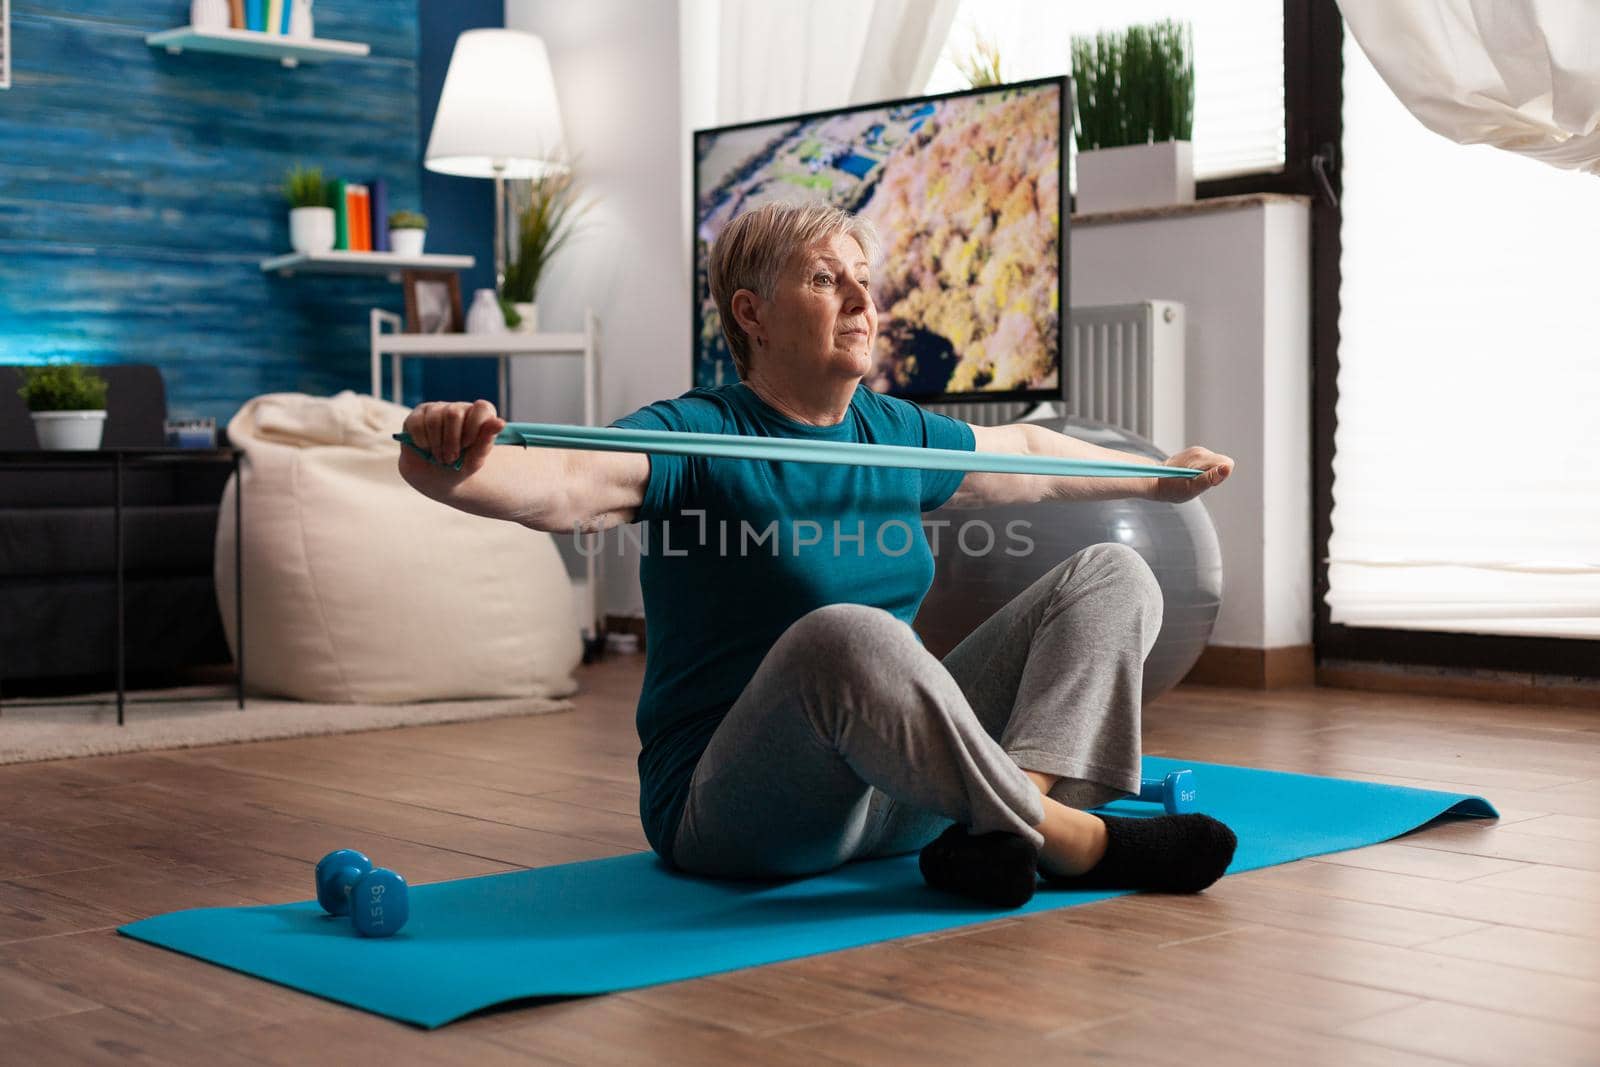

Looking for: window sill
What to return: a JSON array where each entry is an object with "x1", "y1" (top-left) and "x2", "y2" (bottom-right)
[{"x1": 1071, "y1": 192, "x2": 1311, "y2": 228}]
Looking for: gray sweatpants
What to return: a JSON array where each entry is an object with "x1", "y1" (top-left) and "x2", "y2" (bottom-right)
[{"x1": 670, "y1": 542, "x2": 1164, "y2": 879}]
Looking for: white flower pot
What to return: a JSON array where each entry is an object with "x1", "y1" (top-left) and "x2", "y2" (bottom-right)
[
  {"x1": 1075, "y1": 140, "x2": 1195, "y2": 215},
  {"x1": 466, "y1": 288, "x2": 507, "y2": 335},
  {"x1": 390, "y1": 228, "x2": 426, "y2": 257},
  {"x1": 32, "y1": 410, "x2": 107, "y2": 450},
  {"x1": 512, "y1": 302, "x2": 538, "y2": 334},
  {"x1": 289, "y1": 206, "x2": 336, "y2": 254}
]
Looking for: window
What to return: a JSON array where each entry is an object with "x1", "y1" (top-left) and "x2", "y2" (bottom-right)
[
  {"x1": 1327, "y1": 23, "x2": 1600, "y2": 641},
  {"x1": 926, "y1": 0, "x2": 1285, "y2": 181}
]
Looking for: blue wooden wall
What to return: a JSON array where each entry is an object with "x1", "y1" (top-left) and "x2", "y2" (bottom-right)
[
  {"x1": 0, "y1": 1, "x2": 429, "y2": 424},
  {"x1": 418, "y1": 0, "x2": 498, "y2": 405}
]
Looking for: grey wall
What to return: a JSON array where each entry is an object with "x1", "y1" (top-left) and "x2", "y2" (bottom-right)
[{"x1": 505, "y1": 0, "x2": 690, "y2": 618}]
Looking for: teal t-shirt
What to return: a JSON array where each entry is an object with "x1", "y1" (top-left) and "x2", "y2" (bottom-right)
[{"x1": 610, "y1": 381, "x2": 976, "y2": 864}]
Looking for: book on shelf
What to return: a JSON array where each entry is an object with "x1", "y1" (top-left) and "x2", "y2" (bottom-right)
[
  {"x1": 369, "y1": 179, "x2": 390, "y2": 252},
  {"x1": 347, "y1": 185, "x2": 362, "y2": 251},
  {"x1": 346, "y1": 184, "x2": 372, "y2": 252},
  {"x1": 331, "y1": 178, "x2": 349, "y2": 250},
  {"x1": 229, "y1": 0, "x2": 245, "y2": 29},
  {"x1": 265, "y1": 0, "x2": 284, "y2": 36},
  {"x1": 245, "y1": 0, "x2": 264, "y2": 32}
]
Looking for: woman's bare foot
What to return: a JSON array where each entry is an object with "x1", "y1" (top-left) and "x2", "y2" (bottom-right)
[
  {"x1": 1033, "y1": 792, "x2": 1109, "y2": 877},
  {"x1": 1023, "y1": 769, "x2": 1109, "y2": 877}
]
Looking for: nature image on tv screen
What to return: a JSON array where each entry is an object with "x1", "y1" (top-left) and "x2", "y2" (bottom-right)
[{"x1": 694, "y1": 79, "x2": 1064, "y2": 399}]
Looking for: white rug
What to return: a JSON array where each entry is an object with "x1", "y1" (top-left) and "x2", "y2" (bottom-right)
[{"x1": 0, "y1": 685, "x2": 574, "y2": 766}]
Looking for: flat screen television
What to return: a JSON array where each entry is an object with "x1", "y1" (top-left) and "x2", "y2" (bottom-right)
[{"x1": 692, "y1": 76, "x2": 1068, "y2": 405}]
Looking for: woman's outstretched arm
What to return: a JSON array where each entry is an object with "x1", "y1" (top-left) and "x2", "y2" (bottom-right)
[
  {"x1": 398, "y1": 399, "x2": 649, "y2": 534},
  {"x1": 944, "y1": 423, "x2": 1232, "y2": 508}
]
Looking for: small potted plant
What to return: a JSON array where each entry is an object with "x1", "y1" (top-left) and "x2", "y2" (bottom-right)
[
  {"x1": 284, "y1": 164, "x2": 334, "y2": 254},
  {"x1": 1071, "y1": 19, "x2": 1196, "y2": 214},
  {"x1": 500, "y1": 172, "x2": 589, "y2": 333},
  {"x1": 18, "y1": 363, "x2": 110, "y2": 450},
  {"x1": 388, "y1": 210, "x2": 428, "y2": 257}
]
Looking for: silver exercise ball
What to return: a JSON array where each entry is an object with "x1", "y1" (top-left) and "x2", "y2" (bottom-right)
[{"x1": 914, "y1": 416, "x2": 1222, "y2": 703}]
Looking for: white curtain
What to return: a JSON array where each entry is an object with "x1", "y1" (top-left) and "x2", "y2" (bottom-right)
[
  {"x1": 1327, "y1": 23, "x2": 1600, "y2": 639},
  {"x1": 1339, "y1": 0, "x2": 1600, "y2": 174},
  {"x1": 697, "y1": 0, "x2": 960, "y2": 127}
]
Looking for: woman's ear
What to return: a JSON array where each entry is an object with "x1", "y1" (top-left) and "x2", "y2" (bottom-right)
[{"x1": 730, "y1": 289, "x2": 763, "y2": 346}]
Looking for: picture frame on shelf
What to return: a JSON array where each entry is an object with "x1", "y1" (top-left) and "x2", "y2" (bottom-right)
[{"x1": 401, "y1": 270, "x2": 462, "y2": 334}]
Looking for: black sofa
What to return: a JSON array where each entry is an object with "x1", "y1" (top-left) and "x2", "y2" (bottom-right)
[{"x1": 0, "y1": 365, "x2": 234, "y2": 690}]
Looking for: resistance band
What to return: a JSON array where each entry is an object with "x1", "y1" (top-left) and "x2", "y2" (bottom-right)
[{"x1": 393, "y1": 422, "x2": 1201, "y2": 480}]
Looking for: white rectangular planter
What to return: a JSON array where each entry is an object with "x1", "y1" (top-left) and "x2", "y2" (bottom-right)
[{"x1": 1075, "y1": 140, "x2": 1195, "y2": 215}]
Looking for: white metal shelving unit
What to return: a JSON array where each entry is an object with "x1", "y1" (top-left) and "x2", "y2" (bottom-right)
[
  {"x1": 371, "y1": 308, "x2": 603, "y2": 648},
  {"x1": 261, "y1": 251, "x2": 473, "y2": 281},
  {"x1": 146, "y1": 26, "x2": 370, "y2": 68}
]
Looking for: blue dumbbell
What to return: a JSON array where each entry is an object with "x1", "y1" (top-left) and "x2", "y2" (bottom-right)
[
  {"x1": 1138, "y1": 769, "x2": 1197, "y2": 813},
  {"x1": 314, "y1": 849, "x2": 410, "y2": 937}
]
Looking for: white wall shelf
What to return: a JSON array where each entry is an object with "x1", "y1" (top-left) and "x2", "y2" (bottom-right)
[
  {"x1": 371, "y1": 308, "x2": 604, "y2": 649},
  {"x1": 146, "y1": 26, "x2": 370, "y2": 68},
  {"x1": 373, "y1": 331, "x2": 586, "y2": 356},
  {"x1": 261, "y1": 251, "x2": 474, "y2": 281},
  {"x1": 369, "y1": 307, "x2": 598, "y2": 434}
]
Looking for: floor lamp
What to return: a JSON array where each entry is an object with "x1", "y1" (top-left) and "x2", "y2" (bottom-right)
[{"x1": 423, "y1": 28, "x2": 569, "y2": 292}]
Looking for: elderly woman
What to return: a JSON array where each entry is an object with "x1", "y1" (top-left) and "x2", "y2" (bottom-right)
[{"x1": 399, "y1": 201, "x2": 1237, "y2": 908}]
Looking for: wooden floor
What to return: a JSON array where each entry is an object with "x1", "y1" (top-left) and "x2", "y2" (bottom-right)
[{"x1": 2, "y1": 655, "x2": 1598, "y2": 1066}]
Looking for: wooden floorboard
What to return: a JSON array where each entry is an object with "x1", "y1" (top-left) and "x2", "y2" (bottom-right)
[{"x1": 2, "y1": 653, "x2": 1598, "y2": 1065}]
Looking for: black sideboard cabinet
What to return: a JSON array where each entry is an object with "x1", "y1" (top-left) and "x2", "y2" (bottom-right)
[{"x1": 0, "y1": 365, "x2": 236, "y2": 697}]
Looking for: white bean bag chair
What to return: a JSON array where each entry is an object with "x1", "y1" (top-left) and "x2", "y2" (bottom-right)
[{"x1": 214, "y1": 391, "x2": 581, "y2": 704}]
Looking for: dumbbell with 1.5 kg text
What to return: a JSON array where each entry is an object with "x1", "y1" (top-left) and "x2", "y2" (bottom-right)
[
  {"x1": 1138, "y1": 769, "x2": 1198, "y2": 813},
  {"x1": 314, "y1": 849, "x2": 410, "y2": 937}
]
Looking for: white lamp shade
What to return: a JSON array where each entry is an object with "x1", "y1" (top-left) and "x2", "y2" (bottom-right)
[{"x1": 424, "y1": 29, "x2": 568, "y2": 179}]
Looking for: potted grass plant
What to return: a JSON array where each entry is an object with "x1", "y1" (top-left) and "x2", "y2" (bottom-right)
[
  {"x1": 952, "y1": 29, "x2": 1005, "y2": 88},
  {"x1": 1071, "y1": 19, "x2": 1196, "y2": 214},
  {"x1": 284, "y1": 164, "x2": 335, "y2": 254},
  {"x1": 500, "y1": 172, "x2": 588, "y2": 333},
  {"x1": 388, "y1": 210, "x2": 428, "y2": 257},
  {"x1": 19, "y1": 363, "x2": 110, "y2": 450}
]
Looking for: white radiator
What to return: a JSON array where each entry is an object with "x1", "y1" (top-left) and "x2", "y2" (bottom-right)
[
  {"x1": 928, "y1": 301, "x2": 1186, "y2": 453},
  {"x1": 1066, "y1": 301, "x2": 1185, "y2": 452},
  {"x1": 927, "y1": 398, "x2": 1038, "y2": 426}
]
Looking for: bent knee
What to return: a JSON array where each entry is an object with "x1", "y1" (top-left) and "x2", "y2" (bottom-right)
[
  {"x1": 1076, "y1": 542, "x2": 1163, "y2": 615},
  {"x1": 1080, "y1": 540, "x2": 1153, "y2": 578},
  {"x1": 797, "y1": 601, "x2": 898, "y2": 628},
  {"x1": 786, "y1": 603, "x2": 915, "y2": 657},
  {"x1": 775, "y1": 603, "x2": 928, "y2": 694}
]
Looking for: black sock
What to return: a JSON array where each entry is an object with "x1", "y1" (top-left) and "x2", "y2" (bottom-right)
[
  {"x1": 918, "y1": 823, "x2": 1040, "y2": 909},
  {"x1": 1042, "y1": 813, "x2": 1237, "y2": 894}
]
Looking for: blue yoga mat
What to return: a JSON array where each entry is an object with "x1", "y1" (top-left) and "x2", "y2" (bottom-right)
[{"x1": 119, "y1": 757, "x2": 1495, "y2": 1028}]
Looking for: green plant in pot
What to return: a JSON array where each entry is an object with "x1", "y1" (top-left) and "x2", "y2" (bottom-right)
[
  {"x1": 1071, "y1": 19, "x2": 1195, "y2": 214},
  {"x1": 18, "y1": 363, "x2": 110, "y2": 450},
  {"x1": 284, "y1": 164, "x2": 334, "y2": 255},
  {"x1": 500, "y1": 172, "x2": 589, "y2": 333},
  {"x1": 388, "y1": 210, "x2": 428, "y2": 257}
]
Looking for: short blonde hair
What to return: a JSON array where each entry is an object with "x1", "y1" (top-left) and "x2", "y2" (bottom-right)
[{"x1": 708, "y1": 201, "x2": 880, "y2": 380}]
